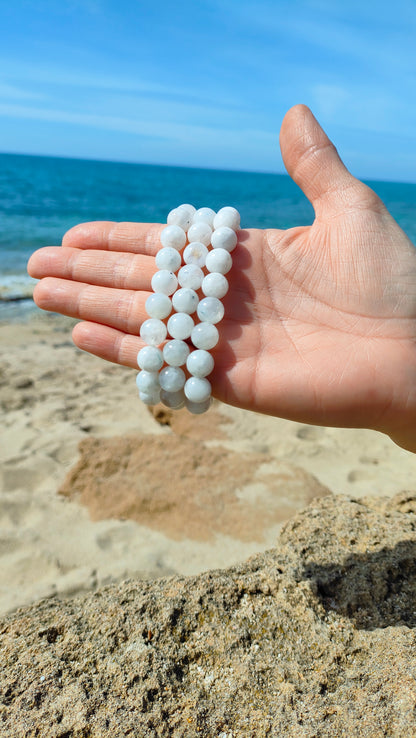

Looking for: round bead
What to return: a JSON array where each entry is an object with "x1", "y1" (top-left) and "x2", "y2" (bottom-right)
[
  {"x1": 167, "y1": 312, "x2": 195, "y2": 340},
  {"x1": 145, "y1": 292, "x2": 172, "y2": 320},
  {"x1": 159, "y1": 366, "x2": 186, "y2": 392},
  {"x1": 183, "y1": 242, "x2": 208, "y2": 268},
  {"x1": 185, "y1": 397, "x2": 212, "y2": 415},
  {"x1": 160, "y1": 388, "x2": 186, "y2": 409},
  {"x1": 184, "y1": 377, "x2": 212, "y2": 403},
  {"x1": 197, "y1": 297, "x2": 224, "y2": 324},
  {"x1": 160, "y1": 225, "x2": 186, "y2": 250},
  {"x1": 151, "y1": 270, "x2": 178, "y2": 296},
  {"x1": 137, "y1": 345, "x2": 164, "y2": 372},
  {"x1": 139, "y1": 390, "x2": 161, "y2": 406},
  {"x1": 213, "y1": 206, "x2": 240, "y2": 231},
  {"x1": 177, "y1": 203, "x2": 196, "y2": 216},
  {"x1": 205, "y1": 248, "x2": 232, "y2": 275},
  {"x1": 191, "y1": 322, "x2": 219, "y2": 350},
  {"x1": 172, "y1": 288, "x2": 199, "y2": 315},
  {"x1": 187, "y1": 222, "x2": 212, "y2": 246},
  {"x1": 186, "y1": 349, "x2": 215, "y2": 378},
  {"x1": 178, "y1": 264, "x2": 204, "y2": 290},
  {"x1": 192, "y1": 207, "x2": 216, "y2": 227},
  {"x1": 140, "y1": 318, "x2": 167, "y2": 346},
  {"x1": 201, "y1": 273, "x2": 229, "y2": 299},
  {"x1": 155, "y1": 247, "x2": 182, "y2": 272},
  {"x1": 167, "y1": 206, "x2": 192, "y2": 231},
  {"x1": 211, "y1": 226, "x2": 238, "y2": 253},
  {"x1": 136, "y1": 370, "x2": 160, "y2": 393},
  {"x1": 163, "y1": 339, "x2": 190, "y2": 367}
]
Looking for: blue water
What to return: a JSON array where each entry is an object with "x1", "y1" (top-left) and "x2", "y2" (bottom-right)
[{"x1": 1, "y1": 152, "x2": 415, "y2": 320}]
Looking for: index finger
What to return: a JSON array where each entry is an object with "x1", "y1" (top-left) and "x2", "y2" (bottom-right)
[{"x1": 62, "y1": 221, "x2": 164, "y2": 256}]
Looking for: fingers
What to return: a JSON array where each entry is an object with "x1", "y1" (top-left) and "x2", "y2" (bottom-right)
[
  {"x1": 28, "y1": 246, "x2": 155, "y2": 290},
  {"x1": 62, "y1": 221, "x2": 163, "y2": 255},
  {"x1": 72, "y1": 321, "x2": 142, "y2": 368},
  {"x1": 279, "y1": 104, "x2": 360, "y2": 216},
  {"x1": 33, "y1": 277, "x2": 149, "y2": 334}
]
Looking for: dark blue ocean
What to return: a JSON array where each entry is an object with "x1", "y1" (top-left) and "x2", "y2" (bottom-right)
[{"x1": 1, "y1": 152, "x2": 415, "y2": 320}]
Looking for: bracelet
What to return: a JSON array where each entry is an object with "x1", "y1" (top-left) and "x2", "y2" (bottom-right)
[{"x1": 136, "y1": 204, "x2": 240, "y2": 414}]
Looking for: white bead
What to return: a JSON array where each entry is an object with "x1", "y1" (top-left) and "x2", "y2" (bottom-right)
[
  {"x1": 191, "y1": 322, "x2": 219, "y2": 350},
  {"x1": 186, "y1": 349, "x2": 214, "y2": 378},
  {"x1": 136, "y1": 370, "x2": 160, "y2": 393},
  {"x1": 184, "y1": 377, "x2": 211, "y2": 403},
  {"x1": 155, "y1": 247, "x2": 182, "y2": 272},
  {"x1": 213, "y1": 206, "x2": 240, "y2": 231},
  {"x1": 160, "y1": 389, "x2": 186, "y2": 409},
  {"x1": 185, "y1": 397, "x2": 212, "y2": 414},
  {"x1": 205, "y1": 248, "x2": 232, "y2": 275},
  {"x1": 211, "y1": 226, "x2": 238, "y2": 253},
  {"x1": 178, "y1": 264, "x2": 204, "y2": 290},
  {"x1": 167, "y1": 207, "x2": 192, "y2": 231},
  {"x1": 167, "y1": 312, "x2": 195, "y2": 340},
  {"x1": 197, "y1": 297, "x2": 224, "y2": 324},
  {"x1": 183, "y1": 242, "x2": 208, "y2": 268},
  {"x1": 151, "y1": 270, "x2": 178, "y2": 296},
  {"x1": 187, "y1": 222, "x2": 212, "y2": 246},
  {"x1": 177, "y1": 203, "x2": 196, "y2": 216},
  {"x1": 172, "y1": 288, "x2": 199, "y2": 315},
  {"x1": 140, "y1": 318, "x2": 167, "y2": 346},
  {"x1": 201, "y1": 273, "x2": 229, "y2": 299},
  {"x1": 160, "y1": 225, "x2": 186, "y2": 251},
  {"x1": 145, "y1": 292, "x2": 172, "y2": 320},
  {"x1": 159, "y1": 366, "x2": 186, "y2": 392},
  {"x1": 137, "y1": 345, "x2": 164, "y2": 372},
  {"x1": 163, "y1": 339, "x2": 190, "y2": 367},
  {"x1": 192, "y1": 207, "x2": 216, "y2": 227},
  {"x1": 139, "y1": 390, "x2": 161, "y2": 406}
]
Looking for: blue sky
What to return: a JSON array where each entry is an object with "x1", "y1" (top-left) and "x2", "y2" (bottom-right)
[{"x1": 1, "y1": 0, "x2": 415, "y2": 181}]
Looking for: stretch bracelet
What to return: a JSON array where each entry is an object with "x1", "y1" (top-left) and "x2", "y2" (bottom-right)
[{"x1": 136, "y1": 204, "x2": 240, "y2": 415}]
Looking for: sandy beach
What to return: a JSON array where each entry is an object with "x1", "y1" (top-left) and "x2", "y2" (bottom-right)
[{"x1": 2, "y1": 311, "x2": 416, "y2": 617}]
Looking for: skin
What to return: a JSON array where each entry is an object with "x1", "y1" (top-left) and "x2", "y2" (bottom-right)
[{"x1": 28, "y1": 105, "x2": 416, "y2": 452}]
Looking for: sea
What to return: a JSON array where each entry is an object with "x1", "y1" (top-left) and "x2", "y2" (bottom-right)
[{"x1": 1, "y1": 152, "x2": 415, "y2": 322}]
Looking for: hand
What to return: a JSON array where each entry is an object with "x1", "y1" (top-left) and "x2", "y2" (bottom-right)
[{"x1": 28, "y1": 105, "x2": 416, "y2": 451}]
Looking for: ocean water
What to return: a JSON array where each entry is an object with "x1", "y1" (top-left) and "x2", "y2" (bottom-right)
[{"x1": 1, "y1": 152, "x2": 415, "y2": 321}]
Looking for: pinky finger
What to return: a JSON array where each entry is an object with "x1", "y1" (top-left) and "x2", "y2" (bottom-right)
[{"x1": 72, "y1": 321, "x2": 142, "y2": 368}]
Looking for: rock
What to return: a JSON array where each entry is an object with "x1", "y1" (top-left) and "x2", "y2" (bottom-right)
[{"x1": 2, "y1": 492, "x2": 416, "y2": 736}]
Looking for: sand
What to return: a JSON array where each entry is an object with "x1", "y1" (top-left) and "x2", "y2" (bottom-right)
[{"x1": 2, "y1": 311, "x2": 416, "y2": 616}]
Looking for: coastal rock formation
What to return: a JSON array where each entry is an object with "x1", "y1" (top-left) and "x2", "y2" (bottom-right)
[{"x1": 2, "y1": 492, "x2": 416, "y2": 737}]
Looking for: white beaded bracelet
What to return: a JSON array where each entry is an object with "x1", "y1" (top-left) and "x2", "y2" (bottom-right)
[{"x1": 137, "y1": 204, "x2": 240, "y2": 414}]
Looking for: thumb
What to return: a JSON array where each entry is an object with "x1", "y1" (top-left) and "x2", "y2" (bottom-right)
[{"x1": 280, "y1": 104, "x2": 358, "y2": 216}]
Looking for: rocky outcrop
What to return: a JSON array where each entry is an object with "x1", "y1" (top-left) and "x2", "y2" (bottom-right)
[{"x1": 2, "y1": 492, "x2": 416, "y2": 737}]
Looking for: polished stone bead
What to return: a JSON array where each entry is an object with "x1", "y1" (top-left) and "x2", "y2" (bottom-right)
[
  {"x1": 187, "y1": 221, "x2": 212, "y2": 246},
  {"x1": 178, "y1": 264, "x2": 204, "y2": 290},
  {"x1": 140, "y1": 318, "x2": 167, "y2": 346},
  {"x1": 160, "y1": 225, "x2": 187, "y2": 250},
  {"x1": 205, "y1": 248, "x2": 232, "y2": 275},
  {"x1": 211, "y1": 226, "x2": 238, "y2": 252},
  {"x1": 197, "y1": 297, "x2": 224, "y2": 324},
  {"x1": 163, "y1": 339, "x2": 190, "y2": 367},
  {"x1": 137, "y1": 345, "x2": 164, "y2": 372},
  {"x1": 184, "y1": 376, "x2": 212, "y2": 403},
  {"x1": 186, "y1": 349, "x2": 214, "y2": 378},
  {"x1": 145, "y1": 292, "x2": 172, "y2": 320},
  {"x1": 139, "y1": 390, "x2": 161, "y2": 405},
  {"x1": 160, "y1": 388, "x2": 186, "y2": 409},
  {"x1": 167, "y1": 206, "x2": 192, "y2": 231},
  {"x1": 167, "y1": 312, "x2": 195, "y2": 340},
  {"x1": 213, "y1": 206, "x2": 240, "y2": 231},
  {"x1": 183, "y1": 241, "x2": 208, "y2": 268},
  {"x1": 172, "y1": 288, "x2": 199, "y2": 315},
  {"x1": 190, "y1": 322, "x2": 219, "y2": 350},
  {"x1": 201, "y1": 273, "x2": 229, "y2": 299},
  {"x1": 155, "y1": 247, "x2": 182, "y2": 272},
  {"x1": 185, "y1": 397, "x2": 212, "y2": 414},
  {"x1": 136, "y1": 370, "x2": 160, "y2": 393},
  {"x1": 192, "y1": 207, "x2": 216, "y2": 227},
  {"x1": 151, "y1": 270, "x2": 178, "y2": 296},
  {"x1": 159, "y1": 366, "x2": 186, "y2": 392}
]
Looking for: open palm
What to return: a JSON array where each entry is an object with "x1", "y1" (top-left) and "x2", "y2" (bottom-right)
[{"x1": 28, "y1": 105, "x2": 416, "y2": 447}]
